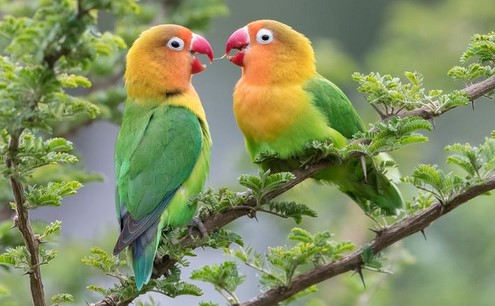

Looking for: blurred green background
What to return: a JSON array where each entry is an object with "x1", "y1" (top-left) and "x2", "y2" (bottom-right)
[{"x1": 1, "y1": 0, "x2": 494, "y2": 305}]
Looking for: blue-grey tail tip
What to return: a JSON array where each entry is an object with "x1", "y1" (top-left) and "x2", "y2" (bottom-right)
[
  {"x1": 135, "y1": 274, "x2": 150, "y2": 291},
  {"x1": 133, "y1": 251, "x2": 154, "y2": 290},
  {"x1": 131, "y1": 229, "x2": 157, "y2": 290}
]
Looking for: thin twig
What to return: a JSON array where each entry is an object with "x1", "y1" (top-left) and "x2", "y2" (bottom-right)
[{"x1": 395, "y1": 74, "x2": 495, "y2": 120}]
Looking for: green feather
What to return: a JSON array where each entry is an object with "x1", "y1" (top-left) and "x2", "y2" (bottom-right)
[
  {"x1": 114, "y1": 100, "x2": 210, "y2": 289},
  {"x1": 244, "y1": 74, "x2": 403, "y2": 215},
  {"x1": 304, "y1": 75, "x2": 366, "y2": 139},
  {"x1": 304, "y1": 75, "x2": 404, "y2": 214}
]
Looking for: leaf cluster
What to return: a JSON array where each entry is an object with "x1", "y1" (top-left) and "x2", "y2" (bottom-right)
[
  {"x1": 449, "y1": 32, "x2": 495, "y2": 82},
  {"x1": 83, "y1": 247, "x2": 203, "y2": 301},
  {"x1": 403, "y1": 134, "x2": 495, "y2": 206},
  {"x1": 215, "y1": 228, "x2": 354, "y2": 305},
  {"x1": 353, "y1": 71, "x2": 470, "y2": 118},
  {"x1": 239, "y1": 169, "x2": 295, "y2": 205},
  {"x1": 191, "y1": 261, "x2": 244, "y2": 304},
  {"x1": 0, "y1": 220, "x2": 61, "y2": 271},
  {"x1": 348, "y1": 116, "x2": 432, "y2": 156}
]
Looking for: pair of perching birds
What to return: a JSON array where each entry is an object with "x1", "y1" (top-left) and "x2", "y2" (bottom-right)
[{"x1": 113, "y1": 19, "x2": 404, "y2": 290}]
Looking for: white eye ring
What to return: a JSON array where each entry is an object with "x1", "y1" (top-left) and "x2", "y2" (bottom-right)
[
  {"x1": 167, "y1": 37, "x2": 185, "y2": 51},
  {"x1": 256, "y1": 29, "x2": 273, "y2": 44}
]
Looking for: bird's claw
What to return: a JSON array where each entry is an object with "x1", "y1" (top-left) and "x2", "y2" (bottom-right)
[
  {"x1": 189, "y1": 216, "x2": 209, "y2": 238},
  {"x1": 236, "y1": 190, "x2": 253, "y2": 198}
]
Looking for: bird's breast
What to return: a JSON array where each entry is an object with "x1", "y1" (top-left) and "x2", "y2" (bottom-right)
[{"x1": 233, "y1": 83, "x2": 309, "y2": 142}]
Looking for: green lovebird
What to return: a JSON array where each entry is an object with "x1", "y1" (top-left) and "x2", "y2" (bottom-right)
[
  {"x1": 225, "y1": 20, "x2": 403, "y2": 215},
  {"x1": 113, "y1": 24, "x2": 213, "y2": 290}
]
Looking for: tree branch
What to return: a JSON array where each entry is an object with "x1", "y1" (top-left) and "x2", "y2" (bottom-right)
[
  {"x1": 397, "y1": 74, "x2": 495, "y2": 120},
  {"x1": 91, "y1": 74, "x2": 495, "y2": 306},
  {"x1": 89, "y1": 161, "x2": 331, "y2": 306},
  {"x1": 5, "y1": 132, "x2": 46, "y2": 306},
  {"x1": 239, "y1": 176, "x2": 495, "y2": 306},
  {"x1": 1, "y1": 2, "x2": 97, "y2": 305}
]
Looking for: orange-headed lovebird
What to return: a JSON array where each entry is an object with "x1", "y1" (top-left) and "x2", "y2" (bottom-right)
[
  {"x1": 225, "y1": 20, "x2": 403, "y2": 215},
  {"x1": 113, "y1": 25, "x2": 213, "y2": 289}
]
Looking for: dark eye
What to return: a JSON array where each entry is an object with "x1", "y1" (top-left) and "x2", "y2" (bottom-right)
[
  {"x1": 167, "y1": 37, "x2": 185, "y2": 51},
  {"x1": 256, "y1": 29, "x2": 273, "y2": 44}
]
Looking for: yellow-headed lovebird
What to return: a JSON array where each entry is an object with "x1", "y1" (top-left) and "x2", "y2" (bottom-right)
[
  {"x1": 225, "y1": 20, "x2": 403, "y2": 215},
  {"x1": 113, "y1": 25, "x2": 213, "y2": 290}
]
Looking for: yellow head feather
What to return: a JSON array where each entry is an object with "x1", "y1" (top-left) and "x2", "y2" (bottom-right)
[
  {"x1": 124, "y1": 25, "x2": 194, "y2": 100},
  {"x1": 124, "y1": 24, "x2": 213, "y2": 123},
  {"x1": 241, "y1": 19, "x2": 316, "y2": 85}
]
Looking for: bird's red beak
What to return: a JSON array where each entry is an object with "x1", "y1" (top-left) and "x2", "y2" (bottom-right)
[
  {"x1": 190, "y1": 33, "x2": 214, "y2": 74},
  {"x1": 225, "y1": 26, "x2": 249, "y2": 67}
]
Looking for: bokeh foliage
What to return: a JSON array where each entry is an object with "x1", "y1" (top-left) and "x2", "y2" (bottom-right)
[{"x1": 0, "y1": 0, "x2": 494, "y2": 305}]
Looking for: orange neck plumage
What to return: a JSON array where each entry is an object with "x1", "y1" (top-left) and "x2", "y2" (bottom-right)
[
  {"x1": 233, "y1": 24, "x2": 317, "y2": 140},
  {"x1": 239, "y1": 21, "x2": 316, "y2": 86},
  {"x1": 123, "y1": 28, "x2": 206, "y2": 123},
  {"x1": 125, "y1": 50, "x2": 191, "y2": 100}
]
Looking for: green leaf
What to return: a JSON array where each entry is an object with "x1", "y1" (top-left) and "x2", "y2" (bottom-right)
[
  {"x1": 81, "y1": 247, "x2": 125, "y2": 275},
  {"x1": 26, "y1": 181, "x2": 83, "y2": 208},
  {"x1": 191, "y1": 261, "x2": 245, "y2": 294},
  {"x1": 268, "y1": 201, "x2": 318, "y2": 224},
  {"x1": 361, "y1": 244, "x2": 383, "y2": 270},
  {"x1": 202, "y1": 228, "x2": 244, "y2": 249},
  {"x1": 402, "y1": 163, "x2": 466, "y2": 203},
  {"x1": 238, "y1": 170, "x2": 295, "y2": 203},
  {"x1": 352, "y1": 116, "x2": 432, "y2": 155},
  {"x1": 191, "y1": 261, "x2": 244, "y2": 304},
  {"x1": 86, "y1": 285, "x2": 108, "y2": 296},
  {"x1": 58, "y1": 74, "x2": 92, "y2": 88},
  {"x1": 40, "y1": 248, "x2": 57, "y2": 265},
  {"x1": 41, "y1": 220, "x2": 62, "y2": 240},
  {"x1": 460, "y1": 32, "x2": 495, "y2": 64},
  {"x1": 227, "y1": 228, "x2": 354, "y2": 293},
  {"x1": 152, "y1": 266, "x2": 203, "y2": 298},
  {"x1": 0, "y1": 252, "x2": 16, "y2": 266},
  {"x1": 51, "y1": 293, "x2": 74, "y2": 305},
  {"x1": 44, "y1": 138, "x2": 73, "y2": 152},
  {"x1": 405, "y1": 192, "x2": 436, "y2": 213},
  {"x1": 353, "y1": 70, "x2": 475, "y2": 118},
  {"x1": 0, "y1": 246, "x2": 29, "y2": 271}
]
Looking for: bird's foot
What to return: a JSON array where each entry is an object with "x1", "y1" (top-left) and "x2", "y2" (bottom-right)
[
  {"x1": 236, "y1": 189, "x2": 253, "y2": 199},
  {"x1": 188, "y1": 216, "x2": 209, "y2": 238}
]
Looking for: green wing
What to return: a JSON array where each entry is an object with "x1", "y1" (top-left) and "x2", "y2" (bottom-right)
[
  {"x1": 303, "y1": 74, "x2": 365, "y2": 139},
  {"x1": 304, "y1": 74, "x2": 403, "y2": 215},
  {"x1": 114, "y1": 103, "x2": 202, "y2": 253}
]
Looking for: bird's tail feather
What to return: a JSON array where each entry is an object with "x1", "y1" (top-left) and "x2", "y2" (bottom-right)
[
  {"x1": 315, "y1": 153, "x2": 404, "y2": 215},
  {"x1": 341, "y1": 155, "x2": 404, "y2": 215},
  {"x1": 129, "y1": 223, "x2": 159, "y2": 290}
]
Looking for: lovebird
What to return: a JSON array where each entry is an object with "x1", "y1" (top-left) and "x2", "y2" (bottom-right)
[
  {"x1": 113, "y1": 25, "x2": 213, "y2": 290},
  {"x1": 225, "y1": 20, "x2": 403, "y2": 215}
]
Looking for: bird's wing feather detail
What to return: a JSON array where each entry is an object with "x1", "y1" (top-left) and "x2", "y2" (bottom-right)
[
  {"x1": 113, "y1": 104, "x2": 202, "y2": 254},
  {"x1": 303, "y1": 75, "x2": 366, "y2": 139}
]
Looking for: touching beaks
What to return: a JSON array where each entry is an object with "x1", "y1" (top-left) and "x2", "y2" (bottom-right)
[
  {"x1": 225, "y1": 26, "x2": 249, "y2": 66},
  {"x1": 190, "y1": 33, "x2": 214, "y2": 74},
  {"x1": 191, "y1": 33, "x2": 214, "y2": 62},
  {"x1": 225, "y1": 26, "x2": 250, "y2": 56}
]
